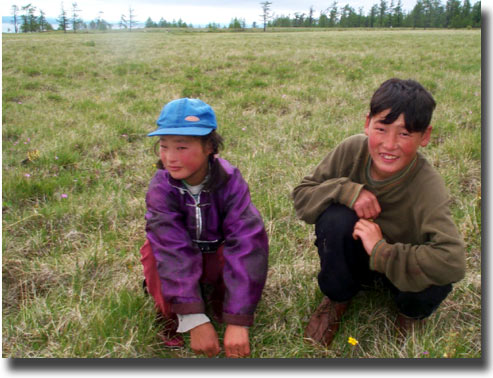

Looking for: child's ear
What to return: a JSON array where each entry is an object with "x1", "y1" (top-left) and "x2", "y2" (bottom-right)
[
  {"x1": 205, "y1": 140, "x2": 214, "y2": 155},
  {"x1": 420, "y1": 125, "x2": 433, "y2": 147},
  {"x1": 364, "y1": 113, "x2": 371, "y2": 135}
]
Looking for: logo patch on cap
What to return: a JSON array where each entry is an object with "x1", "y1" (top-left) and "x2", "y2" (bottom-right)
[{"x1": 185, "y1": 116, "x2": 200, "y2": 122}]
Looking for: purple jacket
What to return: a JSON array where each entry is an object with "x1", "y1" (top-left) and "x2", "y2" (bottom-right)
[{"x1": 145, "y1": 157, "x2": 269, "y2": 326}]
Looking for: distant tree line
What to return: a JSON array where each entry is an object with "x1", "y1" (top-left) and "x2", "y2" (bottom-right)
[
  {"x1": 8, "y1": 0, "x2": 480, "y2": 33},
  {"x1": 144, "y1": 16, "x2": 249, "y2": 30},
  {"x1": 144, "y1": 17, "x2": 191, "y2": 28},
  {"x1": 228, "y1": 18, "x2": 247, "y2": 30},
  {"x1": 9, "y1": 2, "x2": 135, "y2": 33},
  {"x1": 269, "y1": 0, "x2": 481, "y2": 29},
  {"x1": 10, "y1": 4, "x2": 54, "y2": 32}
]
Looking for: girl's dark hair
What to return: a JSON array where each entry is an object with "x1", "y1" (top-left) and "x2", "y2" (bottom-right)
[
  {"x1": 200, "y1": 130, "x2": 224, "y2": 155},
  {"x1": 370, "y1": 78, "x2": 436, "y2": 133},
  {"x1": 153, "y1": 131, "x2": 224, "y2": 169}
]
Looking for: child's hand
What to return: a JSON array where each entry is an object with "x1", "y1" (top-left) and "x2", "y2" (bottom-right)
[
  {"x1": 353, "y1": 189, "x2": 381, "y2": 220},
  {"x1": 223, "y1": 324, "x2": 250, "y2": 358},
  {"x1": 189, "y1": 322, "x2": 221, "y2": 357},
  {"x1": 352, "y1": 219, "x2": 383, "y2": 256}
]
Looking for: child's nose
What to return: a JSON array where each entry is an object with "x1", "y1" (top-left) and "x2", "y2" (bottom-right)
[
  {"x1": 167, "y1": 150, "x2": 179, "y2": 162},
  {"x1": 383, "y1": 133, "x2": 398, "y2": 149}
]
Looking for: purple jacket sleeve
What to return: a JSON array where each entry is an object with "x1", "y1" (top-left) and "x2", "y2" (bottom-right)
[
  {"x1": 145, "y1": 173, "x2": 205, "y2": 315},
  {"x1": 220, "y1": 169, "x2": 269, "y2": 326}
]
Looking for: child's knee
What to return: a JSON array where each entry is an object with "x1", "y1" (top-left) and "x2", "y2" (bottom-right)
[
  {"x1": 395, "y1": 284, "x2": 452, "y2": 319},
  {"x1": 315, "y1": 204, "x2": 358, "y2": 237}
]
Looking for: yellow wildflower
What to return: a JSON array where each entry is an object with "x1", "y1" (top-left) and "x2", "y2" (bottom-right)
[
  {"x1": 348, "y1": 337, "x2": 358, "y2": 346},
  {"x1": 27, "y1": 149, "x2": 40, "y2": 162}
]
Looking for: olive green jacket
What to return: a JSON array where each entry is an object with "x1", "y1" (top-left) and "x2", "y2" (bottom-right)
[{"x1": 293, "y1": 134, "x2": 465, "y2": 292}]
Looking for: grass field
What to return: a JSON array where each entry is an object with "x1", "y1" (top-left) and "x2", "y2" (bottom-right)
[{"x1": 2, "y1": 28, "x2": 481, "y2": 359}]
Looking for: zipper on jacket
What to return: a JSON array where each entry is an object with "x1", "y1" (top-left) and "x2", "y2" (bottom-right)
[
  {"x1": 169, "y1": 180, "x2": 211, "y2": 242},
  {"x1": 194, "y1": 192, "x2": 202, "y2": 240}
]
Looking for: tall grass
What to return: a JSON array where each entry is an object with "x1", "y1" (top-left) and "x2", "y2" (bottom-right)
[{"x1": 2, "y1": 29, "x2": 481, "y2": 358}]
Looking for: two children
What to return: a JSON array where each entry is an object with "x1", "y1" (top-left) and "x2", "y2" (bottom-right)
[
  {"x1": 141, "y1": 78, "x2": 465, "y2": 356},
  {"x1": 140, "y1": 98, "x2": 268, "y2": 357}
]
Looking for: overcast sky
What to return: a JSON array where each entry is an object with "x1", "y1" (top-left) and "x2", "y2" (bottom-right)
[{"x1": 2, "y1": 0, "x2": 428, "y2": 25}]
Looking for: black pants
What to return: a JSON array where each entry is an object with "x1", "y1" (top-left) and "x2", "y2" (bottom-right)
[{"x1": 315, "y1": 204, "x2": 452, "y2": 319}]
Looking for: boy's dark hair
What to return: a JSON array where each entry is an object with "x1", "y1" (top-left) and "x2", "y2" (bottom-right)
[{"x1": 370, "y1": 78, "x2": 436, "y2": 133}]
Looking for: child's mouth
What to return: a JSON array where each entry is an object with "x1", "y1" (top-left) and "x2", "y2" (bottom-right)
[{"x1": 380, "y1": 153, "x2": 398, "y2": 161}]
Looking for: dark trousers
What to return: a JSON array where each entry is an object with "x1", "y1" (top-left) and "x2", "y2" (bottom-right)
[{"x1": 315, "y1": 204, "x2": 452, "y2": 319}]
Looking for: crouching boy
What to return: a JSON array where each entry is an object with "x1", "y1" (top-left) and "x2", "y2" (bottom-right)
[{"x1": 292, "y1": 78, "x2": 465, "y2": 347}]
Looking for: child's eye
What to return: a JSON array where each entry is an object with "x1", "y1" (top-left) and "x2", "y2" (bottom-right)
[
  {"x1": 177, "y1": 146, "x2": 187, "y2": 150},
  {"x1": 160, "y1": 145, "x2": 167, "y2": 149}
]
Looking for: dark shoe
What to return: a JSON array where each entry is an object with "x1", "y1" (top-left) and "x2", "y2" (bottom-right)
[
  {"x1": 396, "y1": 313, "x2": 426, "y2": 336},
  {"x1": 155, "y1": 313, "x2": 184, "y2": 348},
  {"x1": 304, "y1": 297, "x2": 349, "y2": 347},
  {"x1": 157, "y1": 328, "x2": 185, "y2": 348},
  {"x1": 142, "y1": 279, "x2": 149, "y2": 295}
]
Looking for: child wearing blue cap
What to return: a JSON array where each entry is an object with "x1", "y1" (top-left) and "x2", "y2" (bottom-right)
[{"x1": 140, "y1": 98, "x2": 269, "y2": 358}]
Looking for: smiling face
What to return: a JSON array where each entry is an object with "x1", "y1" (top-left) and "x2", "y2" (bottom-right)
[
  {"x1": 364, "y1": 109, "x2": 432, "y2": 181},
  {"x1": 159, "y1": 135, "x2": 212, "y2": 185}
]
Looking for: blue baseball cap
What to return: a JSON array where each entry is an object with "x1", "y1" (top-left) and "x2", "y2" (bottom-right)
[{"x1": 148, "y1": 98, "x2": 217, "y2": 137}]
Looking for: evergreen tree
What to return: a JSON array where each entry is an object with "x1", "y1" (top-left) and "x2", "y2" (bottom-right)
[
  {"x1": 21, "y1": 4, "x2": 38, "y2": 33},
  {"x1": 260, "y1": 1, "x2": 272, "y2": 32},
  {"x1": 207, "y1": 22, "x2": 220, "y2": 29},
  {"x1": 471, "y1": 1, "x2": 481, "y2": 27},
  {"x1": 57, "y1": 3, "x2": 69, "y2": 33},
  {"x1": 71, "y1": 2, "x2": 82, "y2": 33},
  {"x1": 445, "y1": 0, "x2": 462, "y2": 28},
  {"x1": 38, "y1": 9, "x2": 48, "y2": 31},
  {"x1": 120, "y1": 14, "x2": 128, "y2": 29},
  {"x1": 423, "y1": 0, "x2": 432, "y2": 28},
  {"x1": 293, "y1": 13, "x2": 306, "y2": 27},
  {"x1": 328, "y1": 1, "x2": 338, "y2": 27},
  {"x1": 307, "y1": 6, "x2": 315, "y2": 26},
  {"x1": 229, "y1": 17, "x2": 242, "y2": 29},
  {"x1": 271, "y1": 14, "x2": 292, "y2": 27},
  {"x1": 429, "y1": 0, "x2": 445, "y2": 27},
  {"x1": 340, "y1": 5, "x2": 357, "y2": 27},
  {"x1": 177, "y1": 18, "x2": 187, "y2": 28},
  {"x1": 379, "y1": 0, "x2": 388, "y2": 27},
  {"x1": 357, "y1": 7, "x2": 365, "y2": 27},
  {"x1": 369, "y1": 4, "x2": 378, "y2": 27},
  {"x1": 318, "y1": 11, "x2": 329, "y2": 27},
  {"x1": 412, "y1": 0, "x2": 425, "y2": 28},
  {"x1": 389, "y1": 0, "x2": 395, "y2": 26},
  {"x1": 92, "y1": 11, "x2": 110, "y2": 31},
  {"x1": 145, "y1": 17, "x2": 157, "y2": 28},
  {"x1": 462, "y1": 0, "x2": 472, "y2": 27},
  {"x1": 11, "y1": 5, "x2": 19, "y2": 33},
  {"x1": 394, "y1": 0, "x2": 404, "y2": 26},
  {"x1": 128, "y1": 7, "x2": 137, "y2": 31}
]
